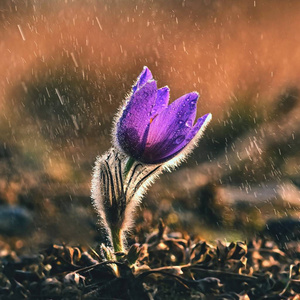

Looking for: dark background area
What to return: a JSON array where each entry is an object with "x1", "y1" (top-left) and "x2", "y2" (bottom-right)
[{"x1": 0, "y1": 0, "x2": 300, "y2": 252}]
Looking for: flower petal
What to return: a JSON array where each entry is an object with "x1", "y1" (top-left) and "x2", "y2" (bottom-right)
[
  {"x1": 150, "y1": 86, "x2": 170, "y2": 118},
  {"x1": 184, "y1": 113, "x2": 212, "y2": 143},
  {"x1": 132, "y1": 66, "x2": 153, "y2": 93},
  {"x1": 142, "y1": 92, "x2": 199, "y2": 163},
  {"x1": 163, "y1": 113, "x2": 212, "y2": 158},
  {"x1": 117, "y1": 80, "x2": 157, "y2": 158},
  {"x1": 142, "y1": 113, "x2": 211, "y2": 163}
]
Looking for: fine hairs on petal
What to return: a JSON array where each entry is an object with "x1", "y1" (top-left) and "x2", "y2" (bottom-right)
[
  {"x1": 111, "y1": 91, "x2": 131, "y2": 153},
  {"x1": 111, "y1": 66, "x2": 152, "y2": 155}
]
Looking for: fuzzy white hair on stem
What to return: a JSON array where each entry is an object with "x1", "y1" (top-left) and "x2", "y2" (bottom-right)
[{"x1": 91, "y1": 147, "x2": 162, "y2": 251}]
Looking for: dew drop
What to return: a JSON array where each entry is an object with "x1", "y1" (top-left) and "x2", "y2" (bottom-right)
[
  {"x1": 178, "y1": 120, "x2": 184, "y2": 125},
  {"x1": 186, "y1": 119, "x2": 193, "y2": 127},
  {"x1": 175, "y1": 135, "x2": 185, "y2": 144}
]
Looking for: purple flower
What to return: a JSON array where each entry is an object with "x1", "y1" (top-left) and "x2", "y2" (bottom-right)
[{"x1": 116, "y1": 67, "x2": 212, "y2": 164}]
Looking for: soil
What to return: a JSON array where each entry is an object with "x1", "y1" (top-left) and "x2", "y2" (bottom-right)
[{"x1": 1, "y1": 220, "x2": 300, "y2": 300}]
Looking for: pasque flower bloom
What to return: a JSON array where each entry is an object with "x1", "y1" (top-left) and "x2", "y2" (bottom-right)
[
  {"x1": 92, "y1": 67, "x2": 212, "y2": 254},
  {"x1": 116, "y1": 67, "x2": 212, "y2": 164}
]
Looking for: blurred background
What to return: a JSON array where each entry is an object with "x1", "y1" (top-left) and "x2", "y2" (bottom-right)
[{"x1": 1, "y1": 0, "x2": 300, "y2": 252}]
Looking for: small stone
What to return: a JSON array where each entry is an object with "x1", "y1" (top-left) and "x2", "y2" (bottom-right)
[
  {"x1": 41, "y1": 278, "x2": 62, "y2": 298},
  {"x1": 63, "y1": 272, "x2": 85, "y2": 287},
  {"x1": 62, "y1": 285, "x2": 81, "y2": 300},
  {"x1": 0, "y1": 205, "x2": 33, "y2": 236}
]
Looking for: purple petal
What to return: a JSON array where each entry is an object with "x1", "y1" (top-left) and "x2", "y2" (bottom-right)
[
  {"x1": 184, "y1": 113, "x2": 211, "y2": 143},
  {"x1": 142, "y1": 113, "x2": 210, "y2": 163},
  {"x1": 163, "y1": 113, "x2": 211, "y2": 158},
  {"x1": 117, "y1": 80, "x2": 157, "y2": 158},
  {"x1": 132, "y1": 67, "x2": 153, "y2": 93},
  {"x1": 150, "y1": 86, "x2": 170, "y2": 118},
  {"x1": 141, "y1": 92, "x2": 199, "y2": 162}
]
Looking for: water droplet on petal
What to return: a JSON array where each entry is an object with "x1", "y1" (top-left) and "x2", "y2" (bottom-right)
[
  {"x1": 175, "y1": 135, "x2": 185, "y2": 144},
  {"x1": 186, "y1": 120, "x2": 193, "y2": 127},
  {"x1": 178, "y1": 120, "x2": 184, "y2": 125},
  {"x1": 189, "y1": 100, "x2": 197, "y2": 110}
]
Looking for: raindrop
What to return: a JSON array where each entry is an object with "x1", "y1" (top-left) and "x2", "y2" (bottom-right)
[
  {"x1": 178, "y1": 120, "x2": 184, "y2": 125},
  {"x1": 151, "y1": 108, "x2": 157, "y2": 115},
  {"x1": 175, "y1": 135, "x2": 185, "y2": 144},
  {"x1": 185, "y1": 119, "x2": 193, "y2": 127}
]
